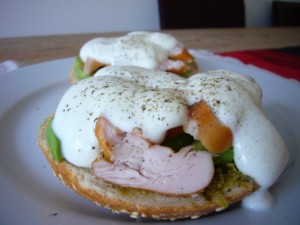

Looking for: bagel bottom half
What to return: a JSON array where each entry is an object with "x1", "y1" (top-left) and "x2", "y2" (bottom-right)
[{"x1": 37, "y1": 116, "x2": 259, "y2": 220}]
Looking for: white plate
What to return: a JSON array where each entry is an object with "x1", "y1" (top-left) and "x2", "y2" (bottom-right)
[{"x1": 0, "y1": 57, "x2": 299, "y2": 225}]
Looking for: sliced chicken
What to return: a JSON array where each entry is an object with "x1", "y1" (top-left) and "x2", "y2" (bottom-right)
[
  {"x1": 83, "y1": 48, "x2": 195, "y2": 77},
  {"x1": 170, "y1": 48, "x2": 194, "y2": 63},
  {"x1": 94, "y1": 117, "x2": 126, "y2": 161},
  {"x1": 158, "y1": 59, "x2": 189, "y2": 75},
  {"x1": 158, "y1": 48, "x2": 196, "y2": 75},
  {"x1": 83, "y1": 57, "x2": 109, "y2": 75},
  {"x1": 184, "y1": 100, "x2": 233, "y2": 154},
  {"x1": 93, "y1": 117, "x2": 214, "y2": 196}
]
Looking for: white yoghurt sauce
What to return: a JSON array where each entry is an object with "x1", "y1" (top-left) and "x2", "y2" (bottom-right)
[
  {"x1": 79, "y1": 31, "x2": 181, "y2": 70},
  {"x1": 52, "y1": 66, "x2": 288, "y2": 210}
]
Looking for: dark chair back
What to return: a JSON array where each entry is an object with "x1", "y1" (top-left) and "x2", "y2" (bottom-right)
[
  {"x1": 272, "y1": 1, "x2": 300, "y2": 26},
  {"x1": 158, "y1": 0, "x2": 245, "y2": 29}
]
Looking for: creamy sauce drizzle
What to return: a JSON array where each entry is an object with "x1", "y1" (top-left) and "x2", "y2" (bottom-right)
[
  {"x1": 52, "y1": 66, "x2": 288, "y2": 210},
  {"x1": 242, "y1": 189, "x2": 274, "y2": 210},
  {"x1": 79, "y1": 31, "x2": 182, "y2": 70}
]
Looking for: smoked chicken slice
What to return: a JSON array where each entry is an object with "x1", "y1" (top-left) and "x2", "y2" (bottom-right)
[{"x1": 93, "y1": 117, "x2": 214, "y2": 196}]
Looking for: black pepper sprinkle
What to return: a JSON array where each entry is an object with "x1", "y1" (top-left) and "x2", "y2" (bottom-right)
[{"x1": 141, "y1": 104, "x2": 146, "y2": 112}]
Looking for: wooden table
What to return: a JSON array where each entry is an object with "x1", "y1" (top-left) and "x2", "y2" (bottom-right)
[{"x1": 0, "y1": 27, "x2": 300, "y2": 66}]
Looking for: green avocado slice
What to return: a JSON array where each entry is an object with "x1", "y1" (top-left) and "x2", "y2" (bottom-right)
[
  {"x1": 74, "y1": 56, "x2": 90, "y2": 80},
  {"x1": 161, "y1": 131, "x2": 234, "y2": 165},
  {"x1": 213, "y1": 147, "x2": 234, "y2": 165},
  {"x1": 161, "y1": 133, "x2": 194, "y2": 152},
  {"x1": 46, "y1": 117, "x2": 63, "y2": 161},
  {"x1": 193, "y1": 141, "x2": 234, "y2": 165}
]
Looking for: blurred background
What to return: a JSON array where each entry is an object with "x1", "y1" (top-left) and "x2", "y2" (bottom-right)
[{"x1": 0, "y1": 0, "x2": 300, "y2": 38}]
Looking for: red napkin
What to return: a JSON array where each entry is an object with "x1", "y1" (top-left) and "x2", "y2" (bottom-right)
[{"x1": 219, "y1": 47, "x2": 300, "y2": 82}]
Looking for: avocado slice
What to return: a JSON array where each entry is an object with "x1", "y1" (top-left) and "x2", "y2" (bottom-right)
[
  {"x1": 213, "y1": 147, "x2": 234, "y2": 165},
  {"x1": 46, "y1": 117, "x2": 63, "y2": 161},
  {"x1": 74, "y1": 56, "x2": 90, "y2": 80},
  {"x1": 161, "y1": 133, "x2": 194, "y2": 152}
]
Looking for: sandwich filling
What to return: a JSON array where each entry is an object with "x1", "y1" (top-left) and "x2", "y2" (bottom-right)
[
  {"x1": 93, "y1": 117, "x2": 214, "y2": 196},
  {"x1": 76, "y1": 31, "x2": 197, "y2": 79},
  {"x1": 51, "y1": 66, "x2": 288, "y2": 205}
]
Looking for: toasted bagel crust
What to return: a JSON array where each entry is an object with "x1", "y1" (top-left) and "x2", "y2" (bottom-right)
[{"x1": 38, "y1": 116, "x2": 258, "y2": 220}]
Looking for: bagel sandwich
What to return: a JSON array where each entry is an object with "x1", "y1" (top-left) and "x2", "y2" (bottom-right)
[
  {"x1": 38, "y1": 66, "x2": 288, "y2": 220},
  {"x1": 70, "y1": 32, "x2": 199, "y2": 84}
]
